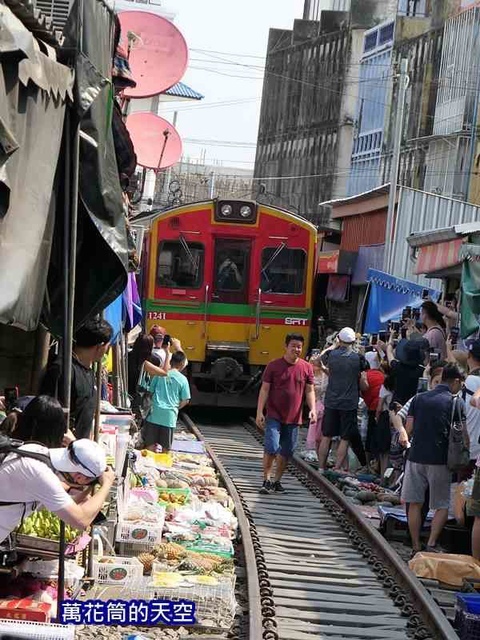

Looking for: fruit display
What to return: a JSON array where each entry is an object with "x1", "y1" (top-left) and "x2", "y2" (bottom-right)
[
  {"x1": 157, "y1": 489, "x2": 190, "y2": 505},
  {"x1": 17, "y1": 509, "x2": 79, "y2": 543}
]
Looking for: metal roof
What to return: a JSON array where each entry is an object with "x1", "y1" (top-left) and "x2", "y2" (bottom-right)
[
  {"x1": 164, "y1": 82, "x2": 204, "y2": 101},
  {"x1": 407, "y1": 221, "x2": 480, "y2": 248},
  {"x1": 318, "y1": 184, "x2": 390, "y2": 209}
]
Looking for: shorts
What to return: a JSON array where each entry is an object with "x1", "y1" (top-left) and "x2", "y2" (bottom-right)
[
  {"x1": 142, "y1": 421, "x2": 174, "y2": 451},
  {"x1": 401, "y1": 460, "x2": 451, "y2": 510},
  {"x1": 264, "y1": 418, "x2": 298, "y2": 459},
  {"x1": 467, "y1": 467, "x2": 480, "y2": 517},
  {"x1": 322, "y1": 407, "x2": 358, "y2": 440}
]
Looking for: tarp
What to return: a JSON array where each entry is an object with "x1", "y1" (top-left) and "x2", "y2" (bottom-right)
[
  {"x1": 364, "y1": 269, "x2": 442, "y2": 334},
  {"x1": 123, "y1": 273, "x2": 142, "y2": 333},
  {"x1": 0, "y1": 6, "x2": 74, "y2": 331},
  {"x1": 352, "y1": 244, "x2": 385, "y2": 285},
  {"x1": 461, "y1": 249, "x2": 480, "y2": 338},
  {"x1": 43, "y1": 0, "x2": 128, "y2": 335},
  {"x1": 103, "y1": 295, "x2": 123, "y2": 344}
]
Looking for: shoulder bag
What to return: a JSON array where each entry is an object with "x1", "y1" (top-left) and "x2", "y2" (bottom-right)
[{"x1": 447, "y1": 396, "x2": 470, "y2": 472}]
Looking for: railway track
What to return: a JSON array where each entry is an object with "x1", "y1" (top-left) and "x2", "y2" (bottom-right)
[{"x1": 182, "y1": 415, "x2": 459, "y2": 640}]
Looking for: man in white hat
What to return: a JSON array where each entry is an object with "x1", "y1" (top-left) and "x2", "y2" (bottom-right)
[
  {"x1": 318, "y1": 327, "x2": 368, "y2": 471},
  {"x1": 0, "y1": 439, "x2": 114, "y2": 544}
]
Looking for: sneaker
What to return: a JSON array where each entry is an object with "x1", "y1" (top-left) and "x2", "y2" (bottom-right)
[
  {"x1": 272, "y1": 481, "x2": 286, "y2": 493},
  {"x1": 259, "y1": 480, "x2": 272, "y2": 494}
]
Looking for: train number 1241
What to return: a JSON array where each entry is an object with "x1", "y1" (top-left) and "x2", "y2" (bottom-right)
[{"x1": 147, "y1": 312, "x2": 167, "y2": 321}]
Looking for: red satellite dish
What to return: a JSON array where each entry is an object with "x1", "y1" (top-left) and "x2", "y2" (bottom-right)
[
  {"x1": 119, "y1": 11, "x2": 188, "y2": 99},
  {"x1": 126, "y1": 112, "x2": 182, "y2": 170}
]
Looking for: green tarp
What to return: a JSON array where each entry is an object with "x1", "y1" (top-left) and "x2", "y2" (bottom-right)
[{"x1": 461, "y1": 244, "x2": 480, "y2": 338}]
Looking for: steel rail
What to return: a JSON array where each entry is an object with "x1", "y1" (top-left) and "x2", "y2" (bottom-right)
[
  {"x1": 246, "y1": 417, "x2": 459, "y2": 640},
  {"x1": 182, "y1": 414, "x2": 264, "y2": 640}
]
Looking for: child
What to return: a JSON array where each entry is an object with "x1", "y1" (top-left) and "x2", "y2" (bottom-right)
[{"x1": 303, "y1": 355, "x2": 328, "y2": 463}]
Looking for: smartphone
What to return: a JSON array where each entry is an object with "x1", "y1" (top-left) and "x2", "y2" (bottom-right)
[
  {"x1": 450, "y1": 326, "x2": 460, "y2": 346},
  {"x1": 401, "y1": 327, "x2": 407, "y2": 339},
  {"x1": 422, "y1": 288, "x2": 430, "y2": 300},
  {"x1": 162, "y1": 334, "x2": 172, "y2": 347},
  {"x1": 429, "y1": 352, "x2": 439, "y2": 364},
  {"x1": 4, "y1": 387, "x2": 18, "y2": 412},
  {"x1": 417, "y1": 377, "x2": 429, "y2": 393},
  {"x1": 371, "y1": 333, "x2": 378, "y2": 346},
  {"x1": 378, "y1": 331, "x2": 387, "y2": 343},
  {"x1": 412, "y1": 308, "x2": 421, "y2": 321},
  {"x1": 390, "y1": 321, "x2": 400, "y2": 332},
  {"x1": 402, "y1": 307, "x2": 412, "y2": 320}
]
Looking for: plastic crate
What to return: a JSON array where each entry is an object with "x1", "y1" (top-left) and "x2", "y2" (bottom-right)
[
  {"x1": 115, "y1": 520, "x2": 163, "y2": 546},
  {"x1": 93, "y1": 556, "x2": 143, "y2": 586}
]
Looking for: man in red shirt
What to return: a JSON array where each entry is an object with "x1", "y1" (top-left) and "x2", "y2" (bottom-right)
[{"x1": 256, "y1": 333, "x2": 316, "y2": 493}]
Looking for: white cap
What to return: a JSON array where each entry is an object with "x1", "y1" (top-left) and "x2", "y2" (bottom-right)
[
  {"x1": 49, "y1": 439, "x2": 106, "y2": 479},
  {"x1": 365, "y1": 351, "x2": 381, "y2": 369},
  {"x1": 338, "y1": 327, "x2": 356, "y2": 344}
]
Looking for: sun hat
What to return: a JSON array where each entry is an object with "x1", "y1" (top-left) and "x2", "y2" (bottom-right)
[
  {"x1": 338, "y1": 327, "x2": 356, "y2": 344},
  {"x1": 49, "y1": 440, "x2": 107, "y2": 479}
]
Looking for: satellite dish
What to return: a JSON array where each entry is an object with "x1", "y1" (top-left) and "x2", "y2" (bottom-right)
[
  {"x1": 119, "y1": 11, "x2": 188, "y2": 99},
  {"x1": 126, "y1": 112, "x2": 182, "y2": 170}
]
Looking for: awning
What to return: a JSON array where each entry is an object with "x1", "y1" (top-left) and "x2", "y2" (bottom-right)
[
  {"x1": 317, "y1": 249, "x2": 357, "y2": 275},
  {"x1": 318, "y1": 250, "x2": 340, "y2": 273},
  {"x1": 414, "y1": 238, "x2": 464, "y2": 275}
]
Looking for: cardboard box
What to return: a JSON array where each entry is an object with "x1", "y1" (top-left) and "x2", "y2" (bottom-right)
[{"x1": 0, "y1": 598, "x2": 51, "y2": 622}]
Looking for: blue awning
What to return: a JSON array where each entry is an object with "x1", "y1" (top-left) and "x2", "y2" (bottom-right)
[{"x1": 164, "y1": 82, "x2": 204, "y2": 100}]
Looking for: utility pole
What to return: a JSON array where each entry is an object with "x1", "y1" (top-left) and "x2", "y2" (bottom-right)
[
  {"x1": 383, "y1": 58, "x2": 409, "y2": 275},
  {"x1": 161, "y1": 111, "x2": 178, "y2": 205}
]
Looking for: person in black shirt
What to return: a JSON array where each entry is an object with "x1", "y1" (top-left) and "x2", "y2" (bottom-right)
[
  {"x1": 40, "y1": 318, "x2": 113, "y2": 439},
  {"x1": 384, "y1": 335, "x2": 429, "y2": 405},
  {"x1": 402, "y1": 365, "x2": 467, "y2": 554}
]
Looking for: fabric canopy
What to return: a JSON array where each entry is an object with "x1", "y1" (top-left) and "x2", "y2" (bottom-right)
[
  {"x1": 0, "y1": 6, "x2": 74, "y2": 331},
  {"x1": 414, "y1": 238, "x2": 463, "y2": 275},
  {"x1": 43, "y1": 0, "x2": 129, "y2": 335},
  {"x1": 364, "y1": 269, "x2": 442, "y2": 333},
  {"x1": 461, "y1": 247, "x2": 480, "y2": 338}
]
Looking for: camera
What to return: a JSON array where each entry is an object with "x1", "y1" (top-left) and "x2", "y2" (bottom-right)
[{"x1": 417, "y1": 377, "x2": 428, "y2": 393}]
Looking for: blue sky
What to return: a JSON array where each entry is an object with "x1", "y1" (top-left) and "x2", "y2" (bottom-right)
[{"x1": 161, "y1": 0, "x2": 304, "y2": 169}]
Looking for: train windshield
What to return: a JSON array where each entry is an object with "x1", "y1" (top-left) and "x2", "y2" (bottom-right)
[
  {"x1": 157, "y1": 240, "x2": 204, "y2": 288},
  {"x1": 261, "y1": 247, "x2": 306, "y2": 294}
]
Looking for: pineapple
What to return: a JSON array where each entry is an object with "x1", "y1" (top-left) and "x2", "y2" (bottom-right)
[
  {"x1": 153, "y1": 542, "x2": 187, "y2": 561},
  {"x1": 137, "y1": 553, "x2": 155, "y2": 575}
]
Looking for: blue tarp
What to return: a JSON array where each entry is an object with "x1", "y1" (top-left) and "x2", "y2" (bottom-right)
[
  {"x1": 104, "y1": 274, "x2": 143, "y2": 343},
  {"x1": 103, "y1": 294, "x2": 123, "y2": 344},
  {"x1": 364, "y1": 269, "x2": 442, "y2": 333}
]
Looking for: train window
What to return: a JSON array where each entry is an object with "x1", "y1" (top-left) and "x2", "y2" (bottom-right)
[
  {"x1": 261, "y1": 247, "x2": 306, "y2": 295},
  {"x1": 157, "y1": 240, "x2": 204, "y2": 289}
]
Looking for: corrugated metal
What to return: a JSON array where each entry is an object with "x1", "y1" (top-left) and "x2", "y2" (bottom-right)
[
  {"x1": 433, "y1": 6, "x2": 480, "y2": 136},
  {"x1": 390, "y1": 187, "x2": 480, "y2": 284},
  {"x1": 164, "y1": 82, "x2": 204, "y2": 101},
  {"x1": 352, "y1": 244, "x2": 385, "y2": 285},
  {"x1": 340, "y1": 211, "x2": 387, "y2": 251}
]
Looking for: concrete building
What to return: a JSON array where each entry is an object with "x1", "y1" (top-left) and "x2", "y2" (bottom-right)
[{"x1": 254, "y1": 0, "x2": 402, "y2": 224}]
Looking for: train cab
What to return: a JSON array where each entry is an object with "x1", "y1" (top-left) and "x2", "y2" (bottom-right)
[{"x1": 141, "y1": 199, "x2": 318, "y2": 407}]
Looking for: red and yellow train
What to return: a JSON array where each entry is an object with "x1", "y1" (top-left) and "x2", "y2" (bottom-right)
[{"x1": 137, "y1": 199, "x2": 318, "y2": 406}]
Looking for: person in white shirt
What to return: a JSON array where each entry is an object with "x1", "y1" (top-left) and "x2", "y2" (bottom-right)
[
  {"x1": 0, "y1": 439, "x2": 114, "y2": 544},
  {"x1": 461, "y1": 341, "x2": 480, "y2": 480}
]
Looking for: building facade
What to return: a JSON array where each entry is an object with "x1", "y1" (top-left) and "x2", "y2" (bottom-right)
[{"x1": 253, "y1": 13, "x2": 364, "y2": 222}]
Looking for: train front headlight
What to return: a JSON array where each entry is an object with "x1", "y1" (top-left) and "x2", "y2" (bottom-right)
[
  {"x1": 221, "y1": 204, "x2": 233, "y2": 217},
  {"x1": 240, "y1": 205, "x2": 252, "y2": 218}
]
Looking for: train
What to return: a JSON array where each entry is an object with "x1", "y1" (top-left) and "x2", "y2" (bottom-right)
[{"x1": 135, "y1": 199, "x2": 318, "y2": 407}]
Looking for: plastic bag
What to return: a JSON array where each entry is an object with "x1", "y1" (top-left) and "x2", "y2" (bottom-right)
[{"x1": 409, "y1": 553, "x2": 480, "y2": 587}]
